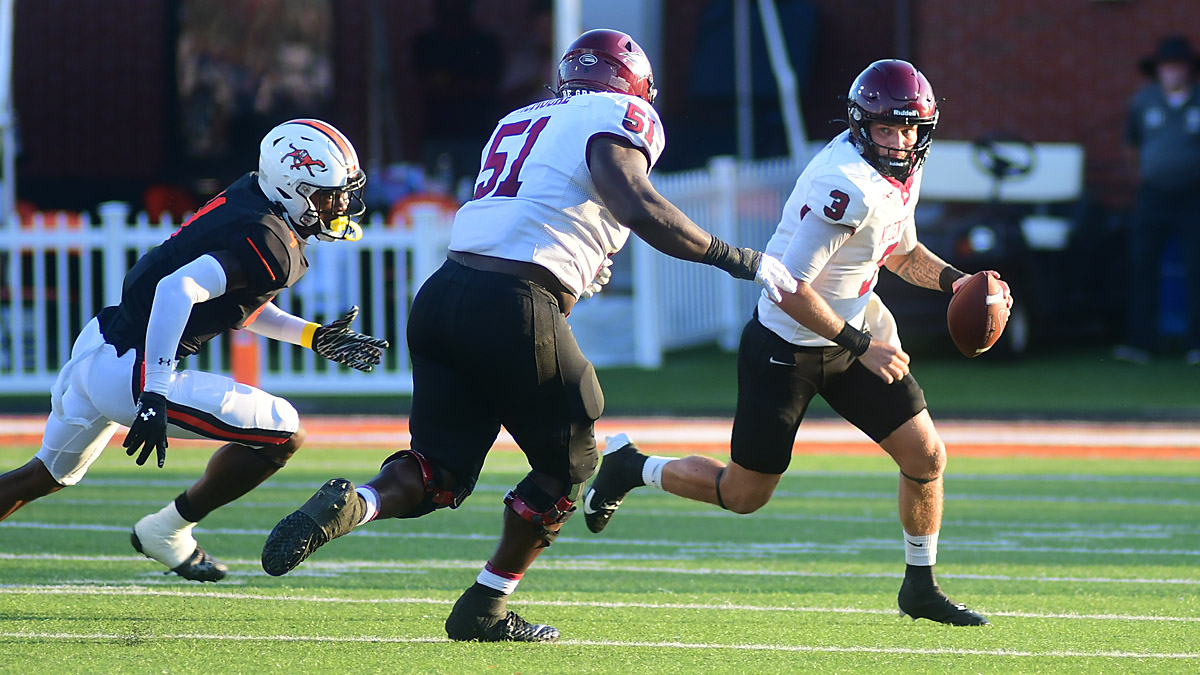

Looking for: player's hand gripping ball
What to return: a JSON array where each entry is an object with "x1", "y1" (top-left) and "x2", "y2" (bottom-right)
[{"x1": 946, "y1": 272, "x2": 1009, "y2": 358}]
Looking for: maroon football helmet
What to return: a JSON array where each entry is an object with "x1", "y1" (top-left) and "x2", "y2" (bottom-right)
[
  {"x1": 556, "y1": 29, "x2": 657, "y2": 104},
  {"x1": 846, "y1": 59, "x2": 939, "y2": 181}
]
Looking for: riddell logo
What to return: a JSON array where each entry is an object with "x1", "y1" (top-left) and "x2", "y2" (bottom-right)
[{"x1": 282, "y1": 144, "x2": 327, "y2": 177}]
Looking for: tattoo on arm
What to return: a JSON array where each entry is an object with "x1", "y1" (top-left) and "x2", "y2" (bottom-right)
[{"x1": 890, "y1": 245, "x2": 948, "y2": 292}]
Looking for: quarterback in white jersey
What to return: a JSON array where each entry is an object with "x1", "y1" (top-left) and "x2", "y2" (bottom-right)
[
  {"x1": 260, "y1": 29, "x2": 794, "y2": 644},
  {"x1": 758, "y1": 127, "x2": 920, "y2": 348},
  {"x1": 584, "y1": 60, "x2": 1013, "y2": 628}
]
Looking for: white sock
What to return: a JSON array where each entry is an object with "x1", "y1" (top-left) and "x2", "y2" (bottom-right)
[
  {"x1": 904, "y1": 530, "x2": 938, "y2": 566},
  {"x1": 355, "y1": 485, "x2": 379, "y2": 525},
  {"x1": 642, "y1": 456, "x2": 670, "y2": 490},
  {"x1": 476, "y1": 561, "x2": 523, "y2": 595}
]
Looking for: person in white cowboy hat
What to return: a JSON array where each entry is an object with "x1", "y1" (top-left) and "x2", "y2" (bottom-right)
[{"x1": 1114, "y1": 35, "x2": 1200, "y2": 366}]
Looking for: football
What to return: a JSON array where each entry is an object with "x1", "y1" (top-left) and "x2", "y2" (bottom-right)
[{"x1": 946, "y1": 272, "x2": 1009, "y2": 358}]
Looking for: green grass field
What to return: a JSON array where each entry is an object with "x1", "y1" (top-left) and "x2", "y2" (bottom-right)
[{"x1": 2, "y1": 444, "x2": 1198, "y2": 673}]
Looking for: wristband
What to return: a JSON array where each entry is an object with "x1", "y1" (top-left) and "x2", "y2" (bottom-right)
[
  {"x1": 300, "y1": 322, "x2": 320, "y2": 349},
  {"x1": 833, "y1": 322, "x2": 871, "y2": 357},
  {"x1": 939, "y1": 266, "x2": 967, "y2": 293},
  {"x1": 701, "y1": 236, "x2": 760, "y2": 281}
]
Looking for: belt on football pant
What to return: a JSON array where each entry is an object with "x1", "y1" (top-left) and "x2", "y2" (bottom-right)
[{"x1": 447, "y1": 250, "x2": 576, "y2": 314}]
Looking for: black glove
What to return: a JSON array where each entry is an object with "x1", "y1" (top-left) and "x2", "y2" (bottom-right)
[
  {"x1": 312, "y1": 306, "x2": 390, "y2": 372},
  {"x1": 123, "y1": 391, "x2": 169, "y2": 468}
]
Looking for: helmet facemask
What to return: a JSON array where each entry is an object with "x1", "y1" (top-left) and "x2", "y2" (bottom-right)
[
  {"x1": 295, "y1": 171, "x2": 367, "y2": 242},
  {"x1": 848, "y1": 107, "x2": 937, "y2": 181}
]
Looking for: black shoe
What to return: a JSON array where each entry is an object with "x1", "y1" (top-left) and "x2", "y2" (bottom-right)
[
  {"x1": 898, "y1": 581, "x2": 990, "y2": 626},
  {"x1": 261, "y1": 478, "x2": 365, "y2": 576},
  {"x1": 582, "y1": 434, "x2": 646, "y2": 534},
  {"x1": 131, "y1": 531, "x2": 228, "y2": 582},
  {"x1": 444, "y1": 587, "x2": 559, "y2": 642}
]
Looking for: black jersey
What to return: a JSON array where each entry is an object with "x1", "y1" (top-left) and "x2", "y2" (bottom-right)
[{"x1": 98, "y1": 172, "x2": 309, "y2": 358}]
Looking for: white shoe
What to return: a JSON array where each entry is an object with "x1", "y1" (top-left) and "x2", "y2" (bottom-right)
[{"x1": 131, "y1": 502, "x2": 228, "y2": 582}]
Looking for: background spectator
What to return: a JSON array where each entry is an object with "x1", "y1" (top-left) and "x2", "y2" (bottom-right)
[{"x1": 1115, "y1": 35, "x2": 1200, "y2": 365}]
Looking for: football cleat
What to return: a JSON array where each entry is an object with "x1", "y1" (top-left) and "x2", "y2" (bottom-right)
[
  {"x1": 897, "y1": 581, "x2": 990, "y2": 626},
  {"x1": 131, "y1": 506, "x2": 228, "y2": 582},
  {"x1": 261, "y1": 478, "x2": 365, "y2": 576},
  {"x1": 444, "y1": 587, "x2": 560, "y2": 643},
  {"x1": 582, "y1": 434, "x2": 646, "y2": 534}
]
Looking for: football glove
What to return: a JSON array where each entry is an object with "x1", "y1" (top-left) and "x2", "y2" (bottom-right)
[
  {"x1": 579, "y1": 257, "x2": 614, "y2": 300},
  {"x1": 754, "y1": 253, "x2": 797, "y2": 303},
  {"x1": 123, "y1": 391, "x2": 169, "y2": 468},
  {"x1": 312, "y1": 306, "x2": 390, "y2": 372}
]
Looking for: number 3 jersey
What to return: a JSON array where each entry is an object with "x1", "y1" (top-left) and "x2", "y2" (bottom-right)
[
  {"x1": 757, "y1": 129, "x2": 922, "y2": 347},
  {"x1": 448, "y1": 92, "x2": 666, "y2": 296}
]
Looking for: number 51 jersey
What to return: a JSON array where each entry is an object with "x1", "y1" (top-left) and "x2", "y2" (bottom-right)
[{"x1": 448, "y1": 92, "x2": 666, "y2": 297}]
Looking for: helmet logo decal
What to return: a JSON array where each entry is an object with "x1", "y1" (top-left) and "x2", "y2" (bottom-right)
[
  {"x1": 579, "y1": 53, "x2": 598, "y2": 66},
  {"x1": 619, "y1": 52, "x2": 650, "y2": 74},
  {"x1": 281, "y1": 144, "x2": 327, "y2": 177}
]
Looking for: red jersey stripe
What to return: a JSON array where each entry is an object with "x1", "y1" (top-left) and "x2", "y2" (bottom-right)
[{"x1": 245, "y1": 237, "x2": 277, "y2": 281}]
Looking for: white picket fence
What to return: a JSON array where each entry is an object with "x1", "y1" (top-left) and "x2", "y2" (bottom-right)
[{"x1": 0, "y1": 156, "x2": 805, "y2": 395}]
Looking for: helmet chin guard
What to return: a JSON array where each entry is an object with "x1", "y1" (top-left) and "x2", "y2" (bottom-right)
[{"x1": 257, "y1": 119, "x2": 367, "y2": 241}]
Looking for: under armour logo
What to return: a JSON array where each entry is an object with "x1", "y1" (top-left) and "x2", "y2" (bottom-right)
[
  {"x1": 157, "y1": 357, "x2": 173, "y2": 366},
  {"x1": 139, "y1": 409, "x2": 157, "y2": 421}
]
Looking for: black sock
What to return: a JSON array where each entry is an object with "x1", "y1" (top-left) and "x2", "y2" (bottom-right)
[
  {"x1": 462, "y1": 582, "x2": 507, "y2": 617},
  {"x1": 904, "y1": 564, "x2": 936, "y2": 589},
  {"x1": 173, "y1": 492, "x2": 204, "y2": 523}
]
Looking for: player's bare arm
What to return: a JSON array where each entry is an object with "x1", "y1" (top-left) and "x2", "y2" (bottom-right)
[
  {"x1": 886, "y1": 244, "x2": 1013, "y2": 306},
  {"x1": 885, "y1": 243, "x2": 964, "y2": 292},
  {"x1": 590, "y1": 135, "x2": 795, "y2": 299},
  {"x1": 775, "y1": 282, "x2": 910, "y2": 384},
  {"x1": 589, "y1": 135, "x2": 712, "y2": 260}
]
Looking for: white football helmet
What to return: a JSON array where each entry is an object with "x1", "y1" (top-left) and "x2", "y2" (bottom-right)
[{"x1": 257, "y1": 119, "x2": 367, "y2": 241}]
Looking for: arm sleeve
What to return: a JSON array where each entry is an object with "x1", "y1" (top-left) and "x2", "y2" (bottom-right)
[
  {"x1": 244, "y1": 301, "x2": 319, "y2": 347},
  {"x1": 143, "y1": 255, "x2": 228, "y2": 394}
]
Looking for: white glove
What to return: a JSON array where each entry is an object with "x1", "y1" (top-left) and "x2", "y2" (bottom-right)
[
  {"x1": 754, "y1": 254, "x2": 797, "y2": 303},
  {"x1": 579, "y1": 257, "x2": 614, "y2": 300}
]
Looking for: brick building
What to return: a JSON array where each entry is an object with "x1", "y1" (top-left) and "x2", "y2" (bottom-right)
[{"x1": 9, "y1": 0, "x2": 1191, "y2": 213}]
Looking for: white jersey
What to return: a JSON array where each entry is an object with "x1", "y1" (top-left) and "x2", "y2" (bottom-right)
[
  {"x1": 757, "y1": 129, "x2": 921, "y2": 346},
  {"x1": 449, "y1": 92, "x2": 666, "y2": 296}
]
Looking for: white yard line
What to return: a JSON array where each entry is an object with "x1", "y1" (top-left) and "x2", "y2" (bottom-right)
[
  {"x1": 3, "y1": 554, "x2": 1199, "y2": 588},
  {"x1": 0, "y1": 586, "x2": 1198, "y2": 626},
  {"x1": 1, "y1": 630, "x2": 1199, "y2": 660},
  {"x1": 1, "y1": 630, "x2": 1197, "y2": 659}
]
